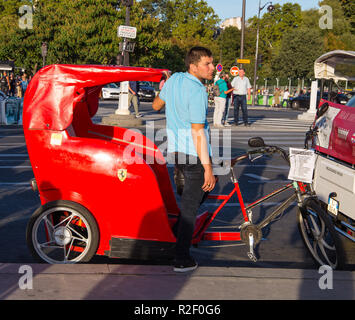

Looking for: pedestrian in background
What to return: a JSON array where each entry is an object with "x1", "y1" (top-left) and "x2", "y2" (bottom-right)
[
  {"x1": 152, "y1": 46, "x2": 216, "y2": 273},
  {"x1": 213, "y1": 73, "x2": 233, "y2": 128},
  {"x1": 231, "y1": 69, "x2": 251, "y2": 126},
  {"x1": 222, "y1": 74, "x2": 232, "y2": 126},
  {"x1": 128, "y1": 81, "x2": 142, "y2": 118},
  {"x1": 282, "y1": 88, "x2": 290, "y2": 107},
  {"x1": 20, "y1": 73, "x2": 29, "y2": 97},
  {"x1": 273, "y1": 88, "x2": 281, "y2": 107},
  {"x1": 9, "y1": 73, "x2": 16, "y2": 97},
  {"x1": 16, "y1": 76, "x2": 22, "y2": 98},
  {"x1": 0, "y1": 71, "x2": 10, "y2": 95}
]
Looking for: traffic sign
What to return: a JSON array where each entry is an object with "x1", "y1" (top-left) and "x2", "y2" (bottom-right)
[
  {"x1": 118, "y1": 25, "x2": 137, "y2": 39},
  {"x1": 216, "y1": 64, "x2": 223, "y2": 72},
  {"x1": 237, "y1": 59, "x2": 250, "y2": 64},
  {"x1": 119, "y1": 41, "x2": 135, "y2": 53},
  {"x1": 230, "y1": 66, "x2": 239, "y2": 76}
]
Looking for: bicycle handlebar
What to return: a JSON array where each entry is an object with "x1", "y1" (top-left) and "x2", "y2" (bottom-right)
[{"x1": 230, "y1": 145, "x2": 290, "y2": 167}]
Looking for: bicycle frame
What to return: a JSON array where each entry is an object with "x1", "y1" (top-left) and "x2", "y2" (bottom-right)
[{"x1": 192, "y1": 156, "x2": 309, "y2": 246}]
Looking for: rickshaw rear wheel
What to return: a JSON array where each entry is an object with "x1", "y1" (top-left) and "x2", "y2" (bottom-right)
[
  {"x1": 26, "y1": 200, "x2": 99, "y2": 264},
  {"x1": 297, "y1": 199, "x2": 344, "y2": 270}
]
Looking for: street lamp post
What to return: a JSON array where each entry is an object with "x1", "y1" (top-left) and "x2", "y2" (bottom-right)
[
  {"x1": 123, "y1": 0, "x2": 132, "y2": 66},
  {"x1": 240, "y1": 0, "x2": 246, "y2": 69},
  {"x1": 252, "y1": 1, "x2": 274, "y2": 106}
]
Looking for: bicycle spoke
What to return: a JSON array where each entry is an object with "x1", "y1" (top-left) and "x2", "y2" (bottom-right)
[
  {"x1": 64, "y1": 239, "x2": 74, "y2": 262},
  {"x1": 53, "y1": 212, "x2": 74, "y2": 229},
  {"x1": 317, "y1": 240, "x2": 336, "y2": 267},
  {"x1": 39, "y1": 240, "x2": 61, "y2": 248},
  {"x1": 44, "y1": 216, "x2": 54, "y2": 232},
  {"x1": 67, "y1": 225, "x2": 88, "y2": 241}
]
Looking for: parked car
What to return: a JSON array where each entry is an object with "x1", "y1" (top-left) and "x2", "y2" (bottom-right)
[
  {"x1": 346, "y1": 94, "x2": 355, "y2": 107},
  {"x1": 288, "y1": 91, "x2": 349, "y2": 109},
  {"x1": 344, "y1": 91, "x2": 355, "y2": 100},
  {"x1": 101, "y1": 82, "x2": 120, "y2": 100},
  {"x1": 138, "y1": 81, "x2": 155, "y2": 102}
]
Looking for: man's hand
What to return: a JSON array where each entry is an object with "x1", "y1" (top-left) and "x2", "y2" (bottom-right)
[
  {"x1": 201, "y1": 165, "x2": 216, "y2": 192},
  {"x1": 152, "y1": 95, "x2": 165, "y2": 111},
  {"x1": 191, "y1": 123, "x2": 216, "y2": 192}
]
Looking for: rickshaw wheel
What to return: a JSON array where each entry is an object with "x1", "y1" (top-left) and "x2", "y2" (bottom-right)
[
  {"x1": 26, "y1": 200, "x2": 99, "y2": 264},
  {"x1": 297, "y1": 199, "x2": 344, "y2": 270}
]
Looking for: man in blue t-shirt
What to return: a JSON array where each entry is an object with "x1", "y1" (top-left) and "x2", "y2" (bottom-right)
[{"x1": 153, "y1": 47, "x2": 215, "y2": 273}]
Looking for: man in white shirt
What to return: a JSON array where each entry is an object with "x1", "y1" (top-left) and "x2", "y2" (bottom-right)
[{"x1": 231, "y1": 69, "x2": 251, "y2": 126}]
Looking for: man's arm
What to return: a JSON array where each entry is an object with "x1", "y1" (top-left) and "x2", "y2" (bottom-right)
[
  {"x1": 152, "y1": 95, "x2": 165, "y2": 111},
  {"x1": 191, "y1": 123, "x2": 216, "y2": 192}
]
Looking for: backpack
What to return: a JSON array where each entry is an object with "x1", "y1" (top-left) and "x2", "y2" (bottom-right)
[{"x1": 212, "y1": 83, "x2": 221, "y2": 97}]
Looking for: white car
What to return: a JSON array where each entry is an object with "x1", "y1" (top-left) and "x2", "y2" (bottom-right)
[{"x1": 101, "y1": 83, "x2": 120, "y2": 100}]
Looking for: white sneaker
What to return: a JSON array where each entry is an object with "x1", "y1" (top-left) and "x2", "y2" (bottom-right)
[
  {"x1": 135, "y1": 113, "x2": 143, "y2": 118},
  {"x1": 224, "y1": 122, "x2": 231, "y2": 127}
]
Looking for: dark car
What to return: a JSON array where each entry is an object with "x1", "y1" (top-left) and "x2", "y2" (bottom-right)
[
  {"x1": 288, "y1": 91, "x2": 349, "y2": 109},
  {"x1": 138, "y1": 81, "x2": 155, "y2": 102}
]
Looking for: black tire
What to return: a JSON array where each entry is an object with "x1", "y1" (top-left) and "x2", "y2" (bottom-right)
[
  {"x1": 298, "y1": 198, "x2": 344, "y2": 270},
  {"x1": 26, "y1": 200, "x2": 100, "y2": 264}
]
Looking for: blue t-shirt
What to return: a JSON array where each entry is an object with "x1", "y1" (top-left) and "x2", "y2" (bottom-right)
[
  {"x1": 159, "y1": 72, "x2": 211, "y2": 157},
  {"x1": 21, "y1": 80, "x2": 28, "y2": 93}
]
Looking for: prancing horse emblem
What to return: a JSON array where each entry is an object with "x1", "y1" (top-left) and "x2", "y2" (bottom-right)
[{"x1": 117, "y1": 169, "x2": 127, "y2": 182}]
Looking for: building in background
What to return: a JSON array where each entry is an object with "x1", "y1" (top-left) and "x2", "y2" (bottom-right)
[{"x1": 220, "y1": 17, "x2": 242, "y2": 30}]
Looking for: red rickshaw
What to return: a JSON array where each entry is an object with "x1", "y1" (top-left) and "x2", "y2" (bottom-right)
[{"x1": 24, "y1": 64, "x2": 344, "y2": 268}]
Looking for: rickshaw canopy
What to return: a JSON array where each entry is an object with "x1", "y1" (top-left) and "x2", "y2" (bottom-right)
[
  {"x1": 314, "y1": 50, "x2": 355, "y2": 82},
  {"x1": 23, "y1": 64, "x2": 166, "y2": 131}
]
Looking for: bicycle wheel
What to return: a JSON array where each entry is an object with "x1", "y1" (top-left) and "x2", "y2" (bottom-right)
[
  {"x1": 26, "y1": 200, "x2": 100, "y2": 264},
  {"x1": 297, "y1": 198, "x2": 344, "y2": 270}
]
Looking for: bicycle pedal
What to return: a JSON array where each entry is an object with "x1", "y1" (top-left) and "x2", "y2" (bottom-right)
[{"x1": 247, "y1": 252, "x2": 258, "y2": 262}]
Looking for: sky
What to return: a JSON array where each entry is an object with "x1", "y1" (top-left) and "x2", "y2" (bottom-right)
[{"x1": 205, "y1": 0, "x2": 321, "y2": 21}]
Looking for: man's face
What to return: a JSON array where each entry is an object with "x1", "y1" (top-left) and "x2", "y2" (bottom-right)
[
  {"x1": 239, "y1": 69, "x2": 245, "y2": 77},
  {"x1": 189, "y1": 56, "x2": 214, "y2": 82}
]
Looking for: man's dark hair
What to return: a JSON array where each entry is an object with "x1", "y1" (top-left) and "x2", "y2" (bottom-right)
[{"x1": 185, "y1": 46, "x2": 212, "y2": 70}]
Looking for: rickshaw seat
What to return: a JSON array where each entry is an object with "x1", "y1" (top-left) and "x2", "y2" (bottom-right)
[{"x1": 66, "y1": 95, "x2": 181, "y2": 218}]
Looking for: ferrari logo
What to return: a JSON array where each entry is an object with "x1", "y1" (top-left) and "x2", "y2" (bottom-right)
[{"x1": 117, "y1": 169, "x2": 127, "y2": 182}]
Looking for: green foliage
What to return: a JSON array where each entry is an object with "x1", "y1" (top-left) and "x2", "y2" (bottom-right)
[
  {"x1": 272, "y1": 27, "x2": 324, "y2": 79},
  {"x1": 0, "y1": 0, "x2": 352, "y2": 81}
]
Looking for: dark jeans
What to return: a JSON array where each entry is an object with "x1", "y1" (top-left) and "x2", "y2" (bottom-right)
[
  {"x1": 222, "y1": 96, "x2": 230, "y2": 123},
  {"x1": 233, "y1": 94, "x2": 248, "y2": 124},
  {"x1": 174, "y1": 153, "x2": 206, "y2": 260}
]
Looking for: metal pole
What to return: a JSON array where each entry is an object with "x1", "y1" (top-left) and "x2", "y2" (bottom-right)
[
  {"x1": 123, "y1": 5, "x2": 130, "y2": 66},
  {"x1": 240, "y1": 0, "x2": 246, "y2": 69},
  {"x1": 252, "y1": 0, "x2": 261, "y2": 106}
]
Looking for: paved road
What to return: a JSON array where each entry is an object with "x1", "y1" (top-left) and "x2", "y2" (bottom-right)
[{"x1": 0, "y1": 102, "x2": 353, "y2": 270}]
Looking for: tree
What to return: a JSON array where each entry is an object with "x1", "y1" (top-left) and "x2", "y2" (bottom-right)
[
  {"x1": 318, "y1": 0, "x2": 355, "y2": 51},
  {"x1": 272, "y1": 27, "x2": 325, "y2": 79},
  {"x1": 247, "y1": 2, "x2": 302, "y2": 82}
]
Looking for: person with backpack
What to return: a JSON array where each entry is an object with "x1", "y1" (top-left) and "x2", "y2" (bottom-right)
[{"x1": 213, "y1": 73, "x2": 233, "y2": 128}]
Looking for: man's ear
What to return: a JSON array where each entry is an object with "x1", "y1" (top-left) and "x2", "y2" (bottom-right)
[{"x1": 189, "y1": 63, "x2": 196, "y2": 74}]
